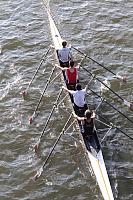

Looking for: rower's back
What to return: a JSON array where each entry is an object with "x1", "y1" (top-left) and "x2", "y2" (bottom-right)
[{"x1": 58, "y1": 41, "x2": 72, "y2": 67}]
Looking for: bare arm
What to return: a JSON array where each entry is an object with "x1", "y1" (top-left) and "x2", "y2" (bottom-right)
[
  {"x1": 91, "y1": 110, "x2": 96, "y2": 123},
  {"x1": 55, "y1": 64, "x2": 67, "y2": 71},
  {"x1": 62, "y1": 86, "x2": 71, "y2": 93},
  {"x1": 75, "y1": 64, "x2": 80, "y2": 69},
  {"x1": 73, "y1": 112, "x2": 84, "y2": 121},
  {"x1": 68, "y1": 46, "x2": 73, "y2": 60}
]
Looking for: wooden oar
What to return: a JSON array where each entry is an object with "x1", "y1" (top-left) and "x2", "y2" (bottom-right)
[
  {"x1": 72, "y1": 46, "x2": 127, "y2": 82},
  {"x1": 33, "y1": 88, "x2": 63, "y2": 152},
  {"x1": 82, "y1": 66, "x2": 132, "y2": 110},
  {"x1": 34, "y1": 113, "x2": 74, "y2": 180},
  {"x1": 21, "y1": 46, "x2": 51, "y2": 98},
  {"x1": 87, "y1": 87, "x2": 133, "y2": 126},
  {"x1": 29, "y1": 65, "x2": 56, "y2": 124},
  {"x1": 97, "y1": 113, "x2": 133, "y2": 141}
]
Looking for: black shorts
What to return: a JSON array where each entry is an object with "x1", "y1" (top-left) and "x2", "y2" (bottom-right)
[
  {"x1": 59, "y1": 60, "x2": 69, "y2": 68},
  {"x1": 66, "y1": 83, "x2": 76, "y2": 90},
  {"x1": 73, "y1": 103, "x2": 88, "y2": 116}
]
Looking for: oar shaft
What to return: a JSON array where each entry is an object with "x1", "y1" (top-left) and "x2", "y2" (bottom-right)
[
  {"x1": 26, "y1": 47, "x2": 51, "y2": 91},
  {"x1": 34, "y1": 65, "x2": 56, "y2": 114},
  {"x1": 96, "y1": 119, "x2": 112, "y2": 128},
  {"x1": 78, "y1": 55, "x2": 86, "y2": 66},
  {"x1": 115, "y1": 126, "x2": 133, "y2": 140},
  {"x1": 98, "y1": 113, "x2": 133, "y2": 140},
  {"x1": 83, "y1": 66, "x2": 124, "y2": 102},
  {"x1": 49, "y1": 71, "x2": 62, "y2": 85},
  {"x1": 42, "y1": 113, "x2": 73, "y2": 169},
  {"x1": 88, "y1": 87, "x2": 133, "y2": 125},
  {"x1": 40, "y1": 88, "x2": 63, "y2": 140},
  {"x1": 42, "y1": 132, "x2": 62, "y2": 167},
  {"x1": 72, "y1": 46, "x2": 116, "y2": 76},
  {"x1": 101, "y1": 127, "x2": 112, "y2": 143}
]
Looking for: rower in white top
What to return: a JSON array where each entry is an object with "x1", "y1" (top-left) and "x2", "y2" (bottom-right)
[
  {"x1": 58, "y1": 40, "x2": 72, "y2": 68},
  {"x1": 62, "y1": 83, "x2": 88, "y2": 116}
]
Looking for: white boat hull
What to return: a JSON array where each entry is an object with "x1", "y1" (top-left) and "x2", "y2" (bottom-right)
[
  {"x1": 47, "y1": 10, "x2": 114, "y2": 200},
  {"x1": 88, "y1": 149, "x2": 114, "y2": 200}
]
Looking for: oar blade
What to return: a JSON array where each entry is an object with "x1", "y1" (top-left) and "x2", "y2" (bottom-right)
[
  {"x1": 100, "y1": 79, "x2": 111, "y2": 93},
  {"x1": 29, "y1": 112, "x2": 36, "y2": 124},
  {"x1": 34, "y1": 140, "x2": 40, "y2": 153},
  {"x1": 20, "y1": 90, "x2": 28, "y2": 99},
  {"x1": 115, "y1": 74, "x2": 127, "y2": 83},
  {"x1": 122, "y1": 75, "x2": 127, "y2": 83},
  {"x1": 29, "y1": 116, "x2": 33, "y2": 124},
  {"x1": 34, "y1": 166, "x2": 43, "y2": 181},
  {"x1": 123, "y1": 100, "x2": 133, "y2": 110}
]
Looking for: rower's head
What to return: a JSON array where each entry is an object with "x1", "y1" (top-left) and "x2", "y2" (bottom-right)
[
  {"x1": 69, "y1": 60, "x2": 74, "y2": 68},
  {"x1": 62, "y1": 40, "x2": 67, "y2": 47},
  {"x1": 76, "y1": 83, "x2": 82, "y2": 90},
  {"x1": 85, "y1": 109, "x2": 93, "y2": 119}
]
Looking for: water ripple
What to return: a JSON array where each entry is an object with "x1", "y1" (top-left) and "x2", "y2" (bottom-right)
[{"x1": 0, "y1": 0, "x2": 132, "y2": 200}]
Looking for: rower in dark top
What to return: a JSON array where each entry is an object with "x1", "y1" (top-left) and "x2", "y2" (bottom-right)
[
  {"x1": 73, "y1": 109, "x2": 100, "y2": 151},
  {"x1": 84, "y1": 112, "x2": 94, "y2": 135},
  {"x1": 73, "y1": 109, "x2": 95, "y2": 136}
]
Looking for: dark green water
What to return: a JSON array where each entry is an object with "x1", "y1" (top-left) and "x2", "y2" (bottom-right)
[{"x1": 0, "y1": 0, "x2": 133, "y2": 199}]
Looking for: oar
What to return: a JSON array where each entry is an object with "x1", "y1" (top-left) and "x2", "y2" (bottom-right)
[
  {"x1": 97, "y1": 112, "x2": 133, "y2": 141},
  {"x1": 48, "y1": 70, "x2": 62, "y2": 85},
  {"x1": 29, "y1": 65, "x2": 56, "y2": 124},
  {"x1": 34, "y1": 113, "x2": 74, "y2": 180},
  {"x1": 21, "y1": 46, "x2": 51, "y2": 98},
  {"x1": 100, "y1": 127, "x2": 113, "y2": 144},
  {"x1": 78, "y1": 55, "x2": 87, "y2": 66},
  {"x1": 82, "y1": 66, "x2": 132, "y2": 110},
  {"x1": 72, "y1": 46, "x2": 127, "y2": 82},
  {"x1": 33, "y1": 88, "x2": 63, "y2": 152},
  {"x1": 87, "y1": 87, "x2": 133, "y2": 126}
]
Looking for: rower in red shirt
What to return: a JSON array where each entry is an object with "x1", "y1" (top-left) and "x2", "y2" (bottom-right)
[{"x1": 56, "y1": 60, "x2": 80, "y2": 90}]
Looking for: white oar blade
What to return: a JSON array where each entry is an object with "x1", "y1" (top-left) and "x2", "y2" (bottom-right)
[
  {"x1": 100, "y1": 79, "x2": 111, "y2": 93},
  {"x1": 115, "y1": 73, "x2": 127, "y2": 82},
  {"x1": 124, "y1": 100, "x2": 133, "y2": 110},
  {"x1": 34, "y1": 166, "x2": 43, "y2": 181},
  {"x1": 34, "y1": 140, "x2": 40, "y2": 153}
]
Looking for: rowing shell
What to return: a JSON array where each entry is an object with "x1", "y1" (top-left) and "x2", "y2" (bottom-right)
[{"x1": 47, "y1": 10, "x2": 114, "y2": 200}]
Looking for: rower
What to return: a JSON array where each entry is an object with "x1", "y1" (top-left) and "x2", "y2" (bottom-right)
[
  {"x1": 73, "y1": 109, "x2": 100, "y2": 151},
  {"x1": 62, "y1": 83, "x2": 88, "y2": 116},
  {"x1": 56, "y1": 60, "x2": 79, "y2": 90},
  {"x1": 58, "y1": 40, "x2": 72, "y2": 68},
  {"x1": 66, "y1": 60, "x2": 79, "y2": 90}
]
